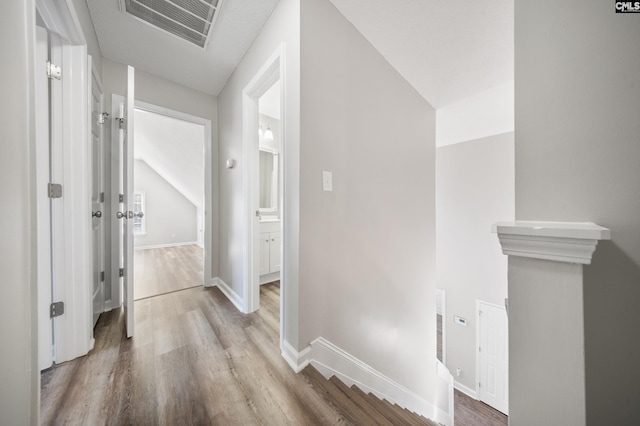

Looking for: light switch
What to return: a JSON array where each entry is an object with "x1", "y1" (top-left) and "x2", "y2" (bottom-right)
[{"x1": 322, "y1": 171, "x2": 333, "y2": 192}]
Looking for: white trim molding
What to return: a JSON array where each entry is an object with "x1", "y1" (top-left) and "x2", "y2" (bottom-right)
[
  {"x1": 134, "y1": 241, "x2": 199, "y2": 250},
  {"x1": 493, "y1": 221, "x2": 611, "y2": 265},
  {"x1": 281, "y1": 340, "x2": 311, "y2": 373},
  {"x1": 454, "y1": 380, "x2": 477, "y2": 400},
  {"x1": 214, "y1": 277, "x2": 243, "y2": 312},
  {"x1": 309, "y1": 337, "x2": 452, "y2": 426}
]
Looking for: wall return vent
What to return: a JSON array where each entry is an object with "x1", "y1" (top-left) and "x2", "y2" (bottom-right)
[{"x1": 122, "y1": 0, "x2": 224, "y2": 48}]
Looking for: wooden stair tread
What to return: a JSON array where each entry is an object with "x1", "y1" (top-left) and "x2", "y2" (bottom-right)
[
  {"x1": 302, "y1": 367, "x2": 374, "y2": 425},
  {"x1": 349, "y1": 385, "x2": 416, "y2": 425},
  {"x1": 328, "y1": 376, "x2": 394, "y2": 426}
]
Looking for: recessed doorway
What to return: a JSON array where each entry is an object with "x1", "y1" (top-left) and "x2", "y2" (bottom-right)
[{"x1": 132, "y1": 107, "x2": 207, "y2": 300}]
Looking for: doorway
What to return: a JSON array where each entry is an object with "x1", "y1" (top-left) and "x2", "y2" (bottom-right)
[{"x1": 132, "y1": 109, "x2": 206, "y2": 300}]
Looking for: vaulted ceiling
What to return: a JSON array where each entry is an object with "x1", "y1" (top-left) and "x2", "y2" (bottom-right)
[
  {"x1": 133, "y1": 109, "x2": 205, "y2": 209},
  {"x1": 329, "y1": 0, "x2": 513, "y2": 109},
  {"x1": 87, "y1": 0, "x2": 513, "y2": 108}
]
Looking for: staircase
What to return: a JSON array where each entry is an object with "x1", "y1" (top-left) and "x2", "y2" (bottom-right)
[{"x1": 302, "y1": 365, "x2": 440, "y2": 426}]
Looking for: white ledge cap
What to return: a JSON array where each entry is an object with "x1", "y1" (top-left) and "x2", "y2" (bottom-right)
[{"x1": 492, "y1": 221, "x2": 611, "y2": 265}]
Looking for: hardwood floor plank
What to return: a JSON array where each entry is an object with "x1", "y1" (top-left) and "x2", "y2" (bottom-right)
[{"x1": 41, "y1": 281, "x2": 440, "y2": 426}]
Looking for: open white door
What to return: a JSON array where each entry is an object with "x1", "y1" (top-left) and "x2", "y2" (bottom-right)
[{"x1": 117, "y1": 66, "x2": 135, "y2": 338}]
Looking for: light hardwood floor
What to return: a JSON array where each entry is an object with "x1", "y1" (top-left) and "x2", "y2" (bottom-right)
[
  {"x1": 134, "y1": 244, "x2": 203, "y2": 300},
  {"x1": 41, "y1": 282, "x2": 440, "y2": 425}
]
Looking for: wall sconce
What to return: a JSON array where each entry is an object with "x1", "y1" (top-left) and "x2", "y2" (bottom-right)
[{"x1": 263, "y1": 125, "x2": 274, "y2": 142}]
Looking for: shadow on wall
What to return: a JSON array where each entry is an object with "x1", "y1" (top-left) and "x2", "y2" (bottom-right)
[{"x1": 583, "y1": 240, "x2": 640, "y2": 424}]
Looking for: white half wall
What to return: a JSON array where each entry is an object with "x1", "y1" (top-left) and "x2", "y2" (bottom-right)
[
  {"x1": 436, "y1": 81, "x2": 514, "y2": 147},
  {"x1": 134, "y1": 159, "x2": 197, "y2": 248},
  {"x1": 436, "y1": 132, "x2": 514, "y2": 393}
]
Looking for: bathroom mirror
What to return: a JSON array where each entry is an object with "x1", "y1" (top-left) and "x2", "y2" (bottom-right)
[{"x1": 259, "y1": 147, "x2": 279, "y2": 212}]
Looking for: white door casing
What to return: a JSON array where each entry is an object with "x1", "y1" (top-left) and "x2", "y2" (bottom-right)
[
  {"x1": 35, "y1": 25, "x2": 53, "y2": 371},
  {"x1": 122, "y1": 66, "x2": 135, "y2": 338},
  {"x1": 477, "y1": 301, "x2": 509, "y2": 415},
  {"x1": 90, "y1": 57, "x2": 105, "y2": 328}
]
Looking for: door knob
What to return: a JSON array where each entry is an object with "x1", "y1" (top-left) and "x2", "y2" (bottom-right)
[
  {"x1": 92, "y1": 211, "x2": 102, "y2": 218},
  {"x1": 116, "y1": 211, "x2": 126, "y2": 219},
  {"x1": 134, "y1": 211, "x2": 144, "y2": 218}
]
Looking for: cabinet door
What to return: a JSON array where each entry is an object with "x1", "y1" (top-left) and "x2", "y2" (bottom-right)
[
  {"x1": 269, "y1": 232, "x2": 281, "y2": 273},
  {"x1": 259, "y1": 233, "x2": 270, "y2": 276}
]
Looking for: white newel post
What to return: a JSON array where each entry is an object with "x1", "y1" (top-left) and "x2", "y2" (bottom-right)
[{"x1": 493, "y1": 221, "x2": 610, "y2": 426}]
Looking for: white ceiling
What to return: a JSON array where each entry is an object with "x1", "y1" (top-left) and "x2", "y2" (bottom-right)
[
  {"x1": 133, "y1": 109, "x2": 204, "y2": 209},
  {"x1": 87, "y1": 0, "x2": 512, "y2": 110},
  {"x1": 329, "y1": 0, "x2": 514, "y2": 109},
  {"x1": 86, "y1": 0, "x2": 280, "y2": 96}
]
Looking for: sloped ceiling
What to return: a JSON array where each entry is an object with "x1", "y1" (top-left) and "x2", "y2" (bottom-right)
[
  {"x1": 86, "y1": 0, "x2": 280, "y2": 95},
  {"x1": 329, "y1": 0, "x2": 513, "y2": 109},
  {"x1": 133, "y1": 109, "x2": 204, "y2": 209}
]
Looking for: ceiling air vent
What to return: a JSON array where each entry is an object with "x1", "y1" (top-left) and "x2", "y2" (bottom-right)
[{"x1": 122, "y1": 0, "x2": 224, "y2": 48}]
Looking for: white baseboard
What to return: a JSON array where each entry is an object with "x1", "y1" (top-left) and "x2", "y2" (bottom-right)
[
  {"x1": 281, "y1": 340, "x2": 311, "y2": 373},
  {"x1": 134, "y1": 241, "x2": 199, "y2": 250},
  {"x1": 454, "y1": 380, "x2": 478, "y2": 399},
  {"x1": 260, "y1": 271, "x2": 280, "y2": 285},
  {"x1": 205, "y1": 277, "x2": 219, "y2": 288},
  {"x1": 309, "y1": 337, "x2": 451, "y2": 425},
  {"x1": 214, "y1": 277, "x2": 244, "y2": 312}
]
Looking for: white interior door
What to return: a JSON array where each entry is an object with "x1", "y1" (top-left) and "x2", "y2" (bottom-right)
[
  {"x1": 478, "y1": 301, "x2": 509, "y2": 415},
  {"x1": 90, "y1": 58, "x2": 105, "y2": 328},
  {"x1": 119, "y1": 66, "x2": 135, "y2": 338}
]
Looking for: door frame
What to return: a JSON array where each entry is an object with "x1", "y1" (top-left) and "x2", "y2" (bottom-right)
[
  {"x1": 475, "y1": 299, "x2": 509, "y2": 414},
  {"x1": 89, "y1": 55, "x2": 106, "y2": 328},
  {"x1": 134, "y1": 100, "x2": 214, "y2": 286},
  {"x1": 109, "y1": 97, "x2": 214, "y2": 305},
  {"x1": 242, "y1": 46, "x2": 285, "y2": 337},
  {"x1": 36, "y1": 0, "x2": 94, "y2": 365}
]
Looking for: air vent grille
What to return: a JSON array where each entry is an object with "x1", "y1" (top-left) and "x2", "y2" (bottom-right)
[{"x1": 125, "y1": 0, "x2": 223, "y2": 48}]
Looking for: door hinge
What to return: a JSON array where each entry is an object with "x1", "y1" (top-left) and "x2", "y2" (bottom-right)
[
  {"x1": 119, "y1": 268, "x2": 125, "y2": 278},
  {"x1": 479, "y1": 382, "x2": 482, "y2": 388},
  {"x1": 50, "y1": 301, "x2": 64, "y2": 318},
  {"x1": 479, "y1": 346, "x2": 482, "y2": 352},
  {"x1": 116, "y1": 116, "x2": 125, "y2": 130},
  {"x1": 100, "y1": 271, "x2": 105, "y2": 282},
  {"x1": 100, "y1": 192, "x2": 105, "y2": 203},
  {"x1": 48, "y1": 183, "x2": 62, "y2": 198},
  {"x1": 46, "y1": 61, "x2": 62, "y2": 80},
  {"x1": 119, "y1": 193, "x2": 124, "y2": 203},
  {"x1": 98, "y1": 112, "x2": 109, "y2": 125}
]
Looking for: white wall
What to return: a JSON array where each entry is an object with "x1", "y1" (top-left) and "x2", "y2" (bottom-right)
[
  {"x1": 134, "y1": 160, "x2": 197, "y2": 248},
  {"x1": 299, "y1": 0, "x2": 437, "y2": 403},
  {"x1": 436, "y1": 132, "x2": 514, "y2": 392},
  {"x1": 515, "y1": 0, "x2": 640, "y2": 423},
  {"x1": 436, "y1": 81, "x2": 514, "y2": 148},
  {"x1": 0, "y1": 0, "x2": 38, "y2": 423},
  {"x1": 217, "y1": 0, "x2": 300, "y2": 344},
  {"x1": 101, "y1": 58, "x2": 218, "y2": 294},
  {"x1": 70, "y1": 0, "x2": 102, "y2": 72}
]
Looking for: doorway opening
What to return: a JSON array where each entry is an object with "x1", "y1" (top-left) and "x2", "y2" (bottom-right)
[
  {"x1": 132, "y1": 109, "x2": 206, "y2": 300},
  {"x1": 242, "y1": 45, "x2": 286, "y2": 351}
]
